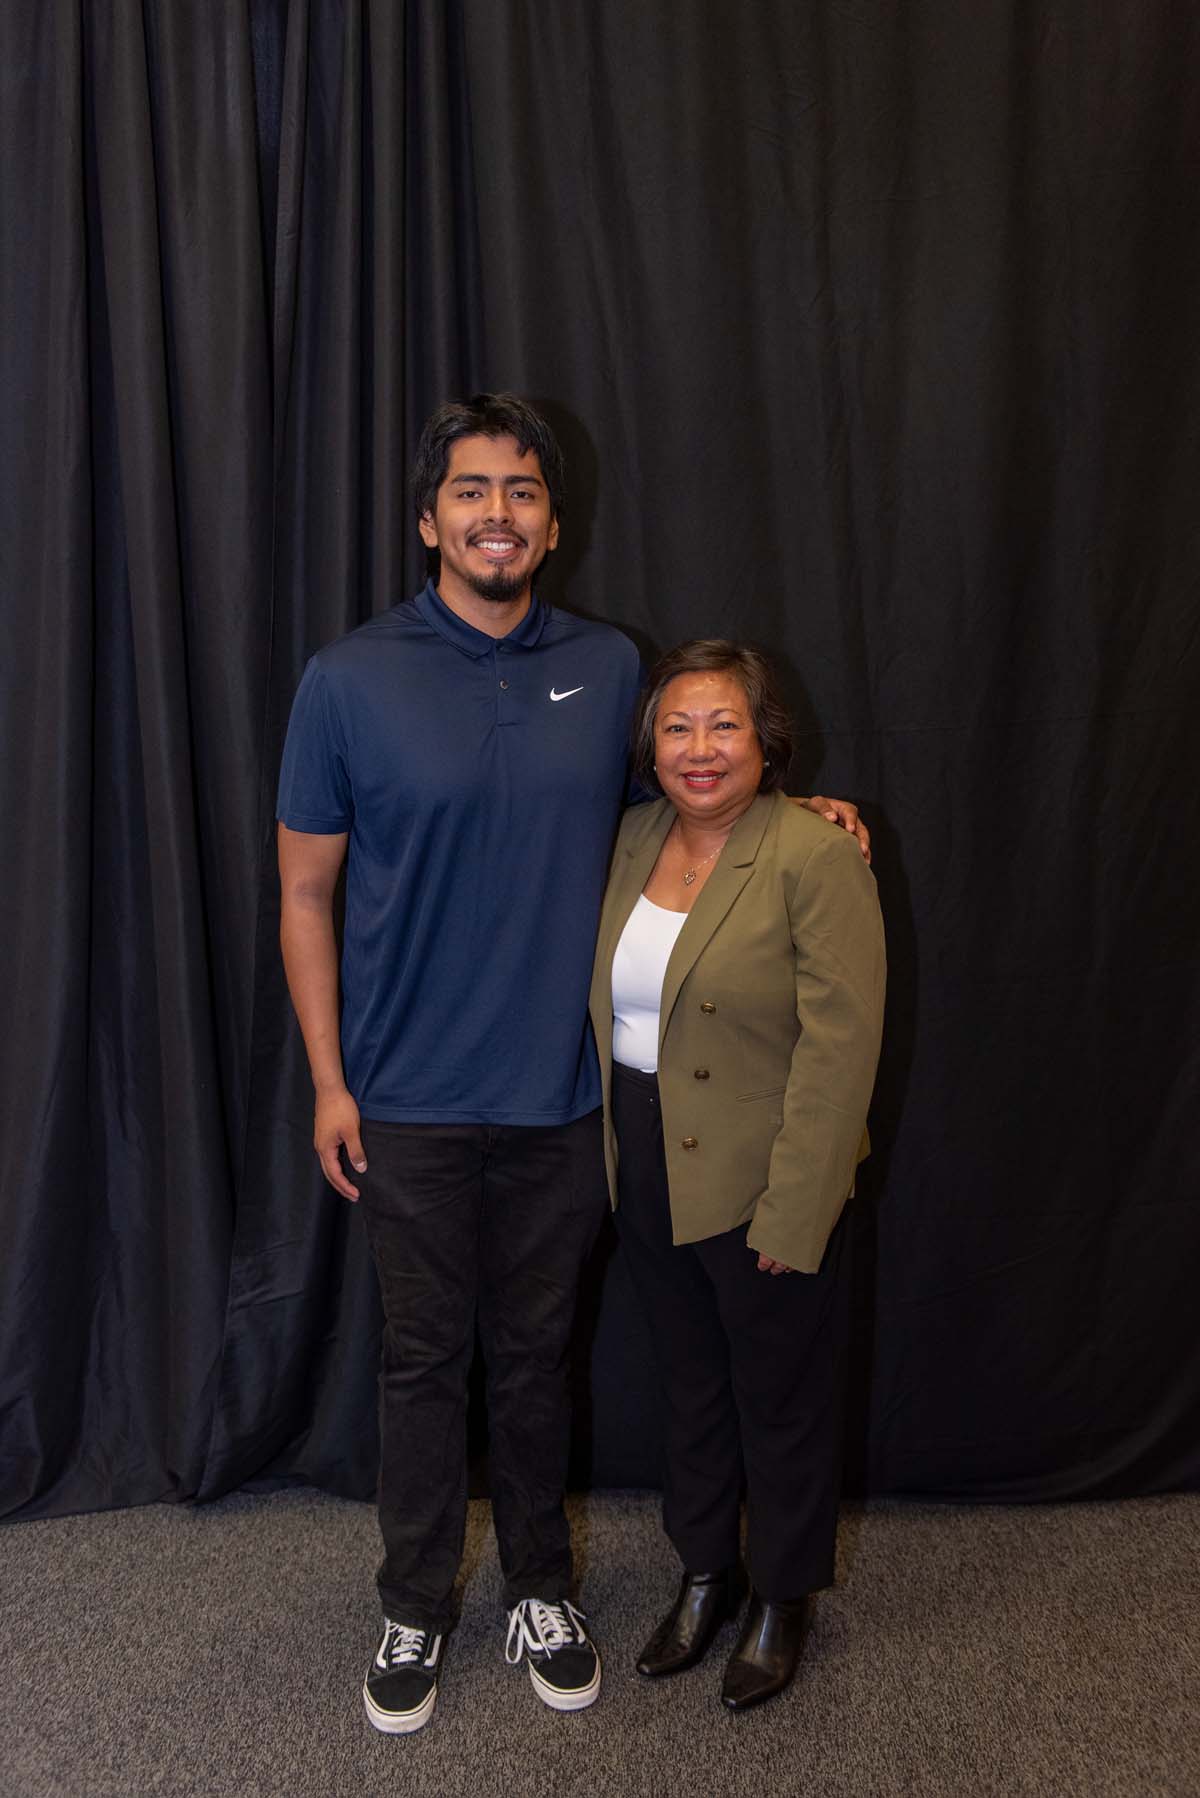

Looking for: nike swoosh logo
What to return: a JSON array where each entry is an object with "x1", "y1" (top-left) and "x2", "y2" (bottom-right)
[{"x1": 550, "y1": 686, "x2": 584, "y2": 701}]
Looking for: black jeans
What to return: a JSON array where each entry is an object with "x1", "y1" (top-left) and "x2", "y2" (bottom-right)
[
  {"x1": 358, "y1": 1108, "x2": 609, "y2": 1631},
  {"x1": 611, "y1": 1062, "x2": 852, "y2": 1600}
]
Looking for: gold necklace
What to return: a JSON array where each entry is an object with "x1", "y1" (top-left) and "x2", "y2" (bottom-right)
[{"x1": 676, "y1": 825, "x2": 725, "y2": 886}]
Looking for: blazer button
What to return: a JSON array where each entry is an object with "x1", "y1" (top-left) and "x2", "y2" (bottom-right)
[
  {"x1": 699, "y1": 1001, "x2": 717, "y2": 1014},
  {"x1": 693, "y1": 1068, "x2": 710, "y2": 1080},
  {"x1": 681, "y1": 1136, "x2": 698, "y2": 1150}
]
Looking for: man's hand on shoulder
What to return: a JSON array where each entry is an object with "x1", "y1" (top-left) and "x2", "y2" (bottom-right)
[
  {"x1": 792, "y1": 794, "x2": 871, "y2": 864},
  {"x1": 315, "y1": 1085, "x2": 367, "y2": 1200}
]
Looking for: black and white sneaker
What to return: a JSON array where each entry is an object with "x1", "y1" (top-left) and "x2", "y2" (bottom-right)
[
  {"x1": 363, "y1": 1619, "x2": 444, "y2": 1734},
  {"x1": 505, "y1": 1598, "x2": 601, "y2": 1711}
]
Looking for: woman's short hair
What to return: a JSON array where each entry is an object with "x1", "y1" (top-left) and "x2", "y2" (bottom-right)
[{"x1": 631, "y1": 640, "x2": 793, "y2": 795}]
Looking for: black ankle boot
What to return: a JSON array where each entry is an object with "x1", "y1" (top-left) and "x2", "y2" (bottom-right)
[
  {"x1": 720, "y1": 1592, "x2": 813, "y2": 1711},
  {"x1": 636, "y1": 1566, "x2": 748, "y2": 1678}
]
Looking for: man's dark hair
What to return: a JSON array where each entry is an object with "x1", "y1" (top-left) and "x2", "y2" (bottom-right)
[
  {"x1": 631, "y1": 640, "x2": 794, "y2": 796},
  {"x1": 411, "y1": 393, "x2": 566, "y2": 521}
]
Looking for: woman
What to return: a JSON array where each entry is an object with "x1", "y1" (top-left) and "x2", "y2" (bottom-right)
[{"x1": 589, "y1": 640, "x2": 886, "y2": 1711}]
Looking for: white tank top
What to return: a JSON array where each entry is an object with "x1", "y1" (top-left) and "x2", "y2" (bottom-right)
[{"x1": 611, "y1": 894, "x2": 688, "y2": 1073}]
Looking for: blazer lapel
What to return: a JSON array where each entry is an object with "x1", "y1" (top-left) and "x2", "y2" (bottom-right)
[
  {"x1": 658, "y1": 794, "x2": 775, "y2": 1051},
  {"x1": 590, "y1": 802, "x2": 675, "y2": 1044}
]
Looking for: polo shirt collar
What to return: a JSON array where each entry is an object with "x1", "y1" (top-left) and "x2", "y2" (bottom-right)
[{"x1": 414, "y1": 577, "x2": 548, "y2": 659}]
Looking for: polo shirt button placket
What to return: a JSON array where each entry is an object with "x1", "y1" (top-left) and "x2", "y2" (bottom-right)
[{"x1": 495, "y1": 644, "x2": 511, "y2": 722}]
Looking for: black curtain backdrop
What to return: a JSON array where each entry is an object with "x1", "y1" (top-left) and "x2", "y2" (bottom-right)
[{"x1": 3, "y1": 0, "x2": 1199, "y2": 1522}]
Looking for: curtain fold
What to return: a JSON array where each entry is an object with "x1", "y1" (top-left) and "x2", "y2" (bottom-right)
[
  {"x1": 0, "y1": 0, "x2": 96, "y2": 1514},
  {"x1": 2, "y1": 0, "x2": 271, "y2": 1512}
]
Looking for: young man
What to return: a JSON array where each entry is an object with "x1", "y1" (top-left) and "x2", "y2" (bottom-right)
[{"x1": 276, "y1": 394, "x2": 869, "y2": 1734}]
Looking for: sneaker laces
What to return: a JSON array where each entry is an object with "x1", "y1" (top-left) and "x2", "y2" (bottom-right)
[
  {"x1": 505, "y1": 1597, "x2": 587, "y2": 1665},
  {"x1": 377, "y1": 1620, "x2": 432, "y2": 1671}
]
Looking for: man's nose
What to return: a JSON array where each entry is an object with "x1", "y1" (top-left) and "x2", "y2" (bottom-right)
[{"x1": 483, "y1": 485, "x2": 513, "y2": 520}]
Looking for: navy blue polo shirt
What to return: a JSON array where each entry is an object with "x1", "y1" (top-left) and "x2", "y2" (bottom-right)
[{"x1": 277, "y1": 580, "x2": 642, "y2": 1125}]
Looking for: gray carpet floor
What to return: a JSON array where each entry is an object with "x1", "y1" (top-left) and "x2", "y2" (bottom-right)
[{"x1": 2, "y1": 1488, "x2": 1197, "y2": 1797}]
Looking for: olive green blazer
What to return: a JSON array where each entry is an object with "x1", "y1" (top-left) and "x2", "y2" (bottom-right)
[{"x1": 589, "y1": 791, "x2": 886, "y2": 1273}]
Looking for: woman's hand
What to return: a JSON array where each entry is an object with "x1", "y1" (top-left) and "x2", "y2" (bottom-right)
[{"x1": 755, "y1": 1253, "x2": 794, "y2": 1276}]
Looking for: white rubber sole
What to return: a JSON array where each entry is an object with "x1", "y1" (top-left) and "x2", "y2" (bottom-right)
[
  {"x1": 527, "y1": 1654, "x2": 602, "y2": 1712},
  {"x1": 362, "y1": 1678, "x2": 438, "y2": 1734}
]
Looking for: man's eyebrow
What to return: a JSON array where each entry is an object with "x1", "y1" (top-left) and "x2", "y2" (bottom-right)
[{"x1": 448, "y1": 472, "x2": 545, "y2": 486}]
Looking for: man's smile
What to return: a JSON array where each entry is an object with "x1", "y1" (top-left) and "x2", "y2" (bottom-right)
[{"x1": 469, "y1": 533, "x2": 525, "y2": 561}]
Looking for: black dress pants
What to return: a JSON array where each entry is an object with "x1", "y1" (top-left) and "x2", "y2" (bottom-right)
[
  {"x1": 358, "y1": 1109, "x2": 609, "y2": 1631},
  {"x1": 611, "y1": 1062, "x2": 852, "y2": 1600}
]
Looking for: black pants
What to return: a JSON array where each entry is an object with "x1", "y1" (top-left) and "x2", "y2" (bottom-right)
[
  {"x1": 358, "y1": 1109, "x2": 609, "y2": 1632},
  {"x1": 611, "y1": 1063, "x2": 852, "y2": 1600}
]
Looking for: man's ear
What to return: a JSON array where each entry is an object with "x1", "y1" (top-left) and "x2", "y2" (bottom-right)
[
  {"x1": 418, "y1": 510, "x2": 438, "y2": 550},
  {"x1": 547, "y1": 515, "x2": 560, "y2": 552}
]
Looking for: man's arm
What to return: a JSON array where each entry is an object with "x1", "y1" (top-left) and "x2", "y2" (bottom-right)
[
  {"x1": 278, "y1": 822, "x2": 366, "y2": 1201},
  {"x1": 797, "y1": 795, "x2": 871, "y2": 863}
]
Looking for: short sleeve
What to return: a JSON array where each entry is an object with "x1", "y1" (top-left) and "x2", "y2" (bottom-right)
[{"x1": 276, "y1": 657, "x2": 353, "y2": 831}]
